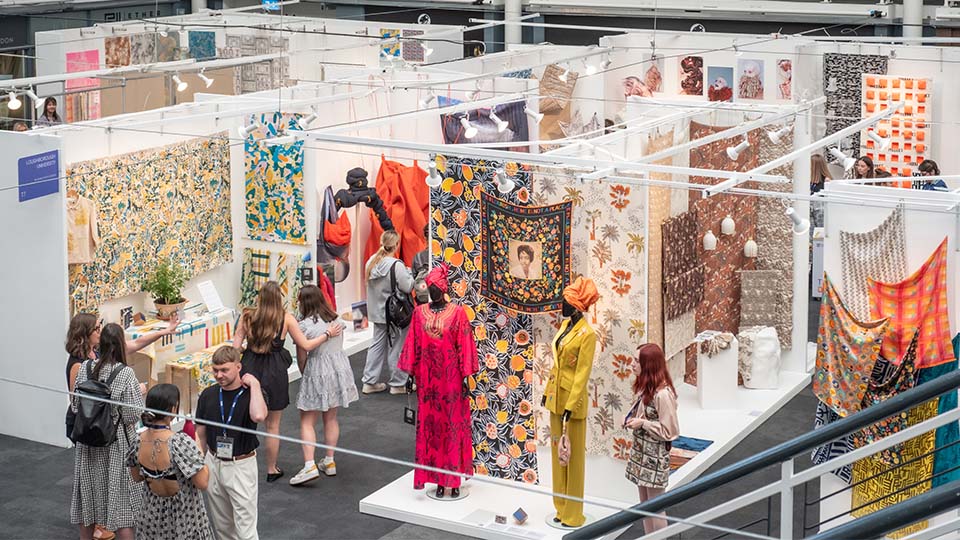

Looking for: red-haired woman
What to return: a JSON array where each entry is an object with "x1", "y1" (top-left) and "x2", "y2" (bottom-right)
[{"x1": 624, "y1": 343, "x2": 680, "y2": 534}]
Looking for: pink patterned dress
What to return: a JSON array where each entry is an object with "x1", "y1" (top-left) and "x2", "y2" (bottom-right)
[{"x1": 399, "y1": 303, "x2": 479, "y2": 489}]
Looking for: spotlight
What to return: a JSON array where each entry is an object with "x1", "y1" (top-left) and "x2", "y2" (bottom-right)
[
  {"x1": 420, "y1": 92, "x2": 436, "y2": 109},
  {"x1": 423, "y1": 44, "x2": 434, "y2": 58},
  {"x1": 7, "y1": 92, "x2": 21, "y2": 111},
  {"x1": 172, "y1": 74, "x2": 188, "y2": 92},
  {"x1": 867, "y1": 130, "x2": 891, "y2": 151},
  {"x1": 584, "y1": 59, "x2": 597, "y2": 76},
  {"x1": 785, "y1": 206, "x2": 810, "y2": 236},
  {"x1": 524, "y1": 106, "x2": 544, "y2": 124},
  {"x1": 426, "y1": 162, "x2": 443, "y2": 188},
  {"x1": 238, "y1": 122, "x2": 260, "y2": 139},
  {"x1": 726, "y1": 137, "x2": 751, "y2": 161},
  {"x1": 600, "y1": 58, "x2": 612, "y2": 70},
  {"x1": 559, "y1": 67, "x2": 570, "y2": 83},
  {"x1": 828, "y1": 147, "x2": 856, "y2": 172},
  {"x1": 198, "y1": 70, "x2": 214, "y2": 88},
  {"x1": 24, "y1": 89, "x2": 44, "y2": 111},
  {"x1": 460, "y1": 116, "x2": 478, "y2": 139},
  {"x1": 489, "y1": 110, "x2": 509, "y2": 133},
  {"x1": 767, "y1": 125, "x2": 792, "y2": 145},
  {"x1": 495, "y1": 168, "x2": 516, "y2": 194},
  {"x1": 297, "y1": 108, "x2": 319, "y2": 129}
]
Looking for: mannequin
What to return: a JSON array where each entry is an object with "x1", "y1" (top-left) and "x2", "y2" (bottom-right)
[
  {"x1": 334, "y1": 167, "x2": 393, "y2": 231},
  {"x1": 398, "y1": 263, "x2": 478, "y2": 499},
  {"x1": 543, "y1": 277, "x2": 599, "y2": 528}
]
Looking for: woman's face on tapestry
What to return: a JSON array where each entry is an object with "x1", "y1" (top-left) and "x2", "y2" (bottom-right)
[{"x1": 518, "y1": 251, "x2": 532, "y2": 270}]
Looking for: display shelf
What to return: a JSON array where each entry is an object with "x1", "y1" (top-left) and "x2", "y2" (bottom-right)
[{"x1": 360, "y1": 368, "x2": 812, "y2": 537}]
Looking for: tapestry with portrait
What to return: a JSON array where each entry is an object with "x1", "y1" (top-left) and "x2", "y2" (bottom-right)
[
  {"x1": 244, "y1": 112, "x2": 306, "y2": 245},
  {"x1": 529, "y1": 168, "x2": 649, "y2": 460},
  {"x1": 431, "y1": 156, "x2": 538, "y2": 483},
  {"x1": 480, "y1": 191, "x2": 572, "y2": 313},
  {"x1": 67, "y1": 135, "x2": 232, "y2": 312}
]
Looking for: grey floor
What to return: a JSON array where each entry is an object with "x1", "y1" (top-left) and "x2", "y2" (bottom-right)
[{"x1": 2, "y1": 298, "x2": 823, "y2": 540}]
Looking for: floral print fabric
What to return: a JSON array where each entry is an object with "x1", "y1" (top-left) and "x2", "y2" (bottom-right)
[
  {"x1": 480, "y1": 192, "x2": 572, "y2": 313},
  {"x1": 813, "y1": 275, "x2": 888, "y2": 417},
  {"x1": 868, "y1": 238, "x2": 954, "y2": 369},
  {"x1": 432, "y1": 156, "x2": 537, "y2": 482},
  {"x1": 662, "y1": 211, "x2": 703, "y2": 320},
  {"x1": 67, "y1": 136, "x2": 232, "y2": 312},
  {"x1": 530, "y1": 169, "x2": 648, "y2": 460},
  {"x1": 244, "y1": 112, "x2": 306, "y2": 245},
  {"x1": 739, "y1": 270, "x2": 780, "y2": 329}
]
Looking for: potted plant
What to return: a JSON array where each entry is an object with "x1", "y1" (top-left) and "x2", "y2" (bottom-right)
[{"x1": 143, "y1": 258, "x2": 188, "y2": 321}]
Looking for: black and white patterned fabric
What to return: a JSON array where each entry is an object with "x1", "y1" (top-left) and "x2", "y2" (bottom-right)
[
  {"x1": 625, "y1": 400, "x2": 672, "y2": 489},
  {"x1": 70, "y1": 362, "x2": 144, "y2": 530},
  {"x1": 823, "y1": 53, "x2": 888, "y2": 160},
  {"x1": 839, "y1": 206, "x2": 907, "y2": 321},
  {"x1": 296, "y1": 316, "x2": 360, "y2": 412}
]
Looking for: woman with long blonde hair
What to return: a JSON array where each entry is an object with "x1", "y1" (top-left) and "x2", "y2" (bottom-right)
[
  {"x1": 233, "y1": 281, "x2": 343, "y2": 483},
  {"x1": 362, "y1": 230, "x2": 414, "y2": 394}
]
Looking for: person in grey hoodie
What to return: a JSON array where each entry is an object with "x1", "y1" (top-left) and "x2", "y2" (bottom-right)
[{"x1": 362, "y1": 230, "x2": 414, "y2": 394}]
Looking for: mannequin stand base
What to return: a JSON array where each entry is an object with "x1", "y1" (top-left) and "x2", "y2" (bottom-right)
[
  {"x1": 425, "y1": 485, "x2": 469, "y2": 501},
  {"x1": 545, "y1": 512, "x2": 595, "y2": 530}
]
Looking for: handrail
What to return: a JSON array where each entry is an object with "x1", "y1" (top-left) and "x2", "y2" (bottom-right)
[
  {"x1": 807, "y1": 479, "x2": 960, "y2": 540},
  {"x1": 564, "y1": 368, "x2": 960, "y2": 540}
]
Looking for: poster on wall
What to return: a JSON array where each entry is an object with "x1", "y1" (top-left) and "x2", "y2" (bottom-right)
[
  {"x1": 380, "y1": 28, "x2": 401, "y2": 57},
  {"x1": 707, "y1": 66, "x2": 734, "y2": 102},
  {"x1": 737, "y1": 59, "x2": 765, "y2": 100},
  {"x1": 104, "y1": 36, "x2": 131, "y2": 67},
  {"x1": 402, "y1": 29, "x2": 425, "y2": 62},
  {"x1": 679, "y1": 56, "x2": 704, "y2": 96},
  {"x1": 130, "y1": 33, "x2": 157, "y2": 64},
  {"x1": 644, "y1": 55, "x2": 664, "y2": 93},
  {"x1": 437, "y1": 97, "x2": 530, "y2": 152},
  {"x1": 188, "y1": 31, "x2": 217, "y2": 60},
  {"x1": 776, "y1": 59, "x2": 793, "y2": 100},
  {"x1": 65, "y1": 50, "x2": 101, "y2": 123},
  {"x1": 480, "y1": 191, "x2": 572, "y2": 313}
]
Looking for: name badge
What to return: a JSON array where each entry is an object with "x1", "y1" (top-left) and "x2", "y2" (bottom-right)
[{"x1": 216, "y1": 436, "x2": 234, "y2": 459}]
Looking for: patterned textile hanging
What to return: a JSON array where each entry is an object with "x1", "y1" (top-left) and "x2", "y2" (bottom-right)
[
  {"x1": 868, "y1": 238, "x2": 954, "y2": 369},
  {"x1": 839, "y1": 206, "x2": 907, "y2": 321},
  {"x1": 813, "y1": 274, "x2": 888, "y2": 417},
  {"x1": 917, "y1": 335, "x2": 960, "y2": 488}
]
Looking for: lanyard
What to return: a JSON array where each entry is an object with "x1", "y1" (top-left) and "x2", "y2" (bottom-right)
[
  {"x1": 144, "y1": 423, "x2": 171, "y2": 430},
  {"x1": 219, "y1": 387, "x2": 245, "y2": 437}
]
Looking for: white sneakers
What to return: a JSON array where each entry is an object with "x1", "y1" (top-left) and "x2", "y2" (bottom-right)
[
  {"x1": 389, "y1": 386, "x2": 408, "y2": 395},
  {"x1": 362, "y1": 383, "x2": 387, "y2": 394},
  {"x1": 289, "y1": 464, "x2": 320, "y2": 486},
  {"x1": 322, "y1": 458, "x2": 337, "y2": 476}
]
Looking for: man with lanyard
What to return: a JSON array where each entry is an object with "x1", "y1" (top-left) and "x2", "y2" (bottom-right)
[{"x1": 196, "y1": 346, "x2": 268, "y2": 540}]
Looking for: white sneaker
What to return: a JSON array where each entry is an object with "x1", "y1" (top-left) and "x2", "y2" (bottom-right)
[
  {"x1": 362, "y1": 383, "x2": 387, "y2": 394},
  {"x1": 289, "y1": 464, "x2": 320, "y2": 486},
  {"x1": 322, "y1": 460, "x2": 337, "y2": 476},
  {"x1": 389, "y1": 386, "x2": 408, "y2": 395}
]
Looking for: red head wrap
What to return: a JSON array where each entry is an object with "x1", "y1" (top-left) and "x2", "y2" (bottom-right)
[{"x1": 425, "y1": 263, "x2": 450, "y2": 293}]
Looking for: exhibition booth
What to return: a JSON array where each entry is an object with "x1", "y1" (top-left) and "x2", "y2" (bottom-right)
[{"x1": 4, "y1": 17, "x2": 960, "y2": 539}]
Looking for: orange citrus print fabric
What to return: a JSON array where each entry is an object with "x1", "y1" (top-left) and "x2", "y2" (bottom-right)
[
  {"x1": 814, "y1": 275, "x2": 889, "y2": 417},
  {"x1": 868, "y1": 238, "x2": 954, "y2": 369}
]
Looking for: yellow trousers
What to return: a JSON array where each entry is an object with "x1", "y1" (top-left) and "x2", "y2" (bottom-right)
[{"x1": 550, "y1": 412, "x2": 586, "y2": 527}]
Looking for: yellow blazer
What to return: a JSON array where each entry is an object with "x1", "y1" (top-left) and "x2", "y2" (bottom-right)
[{"x1": 544, "y1": 317, "x2": 596, "y2": 420}]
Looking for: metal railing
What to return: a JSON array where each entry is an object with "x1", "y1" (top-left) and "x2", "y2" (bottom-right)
[{"x1": 564, "y1": 368, "x2": 960, "y2": 540}]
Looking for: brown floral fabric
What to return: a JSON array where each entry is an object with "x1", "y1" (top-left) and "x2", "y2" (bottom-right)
[
  {"x1": 662, "y1": 210, "x2": 703, "y2": 320},
  {"x1": 740, "y1": 270, "x2": 780, "y2": 329}
]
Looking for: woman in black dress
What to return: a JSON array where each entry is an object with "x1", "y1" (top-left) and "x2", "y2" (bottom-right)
[{"x1": 233, "y1": 281, "x2": 333, "y2": 482}]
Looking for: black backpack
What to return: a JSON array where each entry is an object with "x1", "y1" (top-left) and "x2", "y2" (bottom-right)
[
  {"x1": 385, "y1": 260, "x2": 414, "y2": 331},
  {"x1": 71, "y1": 362, "x2": 124, "y2": 447}
]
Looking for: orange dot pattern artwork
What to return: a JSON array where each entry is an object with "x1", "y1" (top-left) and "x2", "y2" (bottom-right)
[{"x1": 860, "y1": 74, "x2": 933, "y2": 178}]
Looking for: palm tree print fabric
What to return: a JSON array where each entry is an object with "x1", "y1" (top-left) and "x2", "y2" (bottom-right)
[
  {"x1": 67, "y1": 135, "x2": 232, "y2": 312},
  {"x1": 530, "y1": 169, "x2": 648, "y2": 460},
  {"x1": 480, "y1": 192, "x2": 572, "y2": 313},
  {"x1": 244, "y1": 112, "x2": 307, "y2": 245},
  {"x1": 431, "y1": 156, "x2": 538, "y2": 482}
]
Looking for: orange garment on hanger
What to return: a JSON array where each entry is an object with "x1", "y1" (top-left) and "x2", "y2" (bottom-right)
[
  {"x1": 363, "y1": 157, "x2": 429, "y2": 268},
  {"x1": 324, "y1": 211, "x2": 352, "y2": 246}
]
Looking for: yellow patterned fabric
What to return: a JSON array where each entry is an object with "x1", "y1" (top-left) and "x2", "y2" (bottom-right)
[
  {"x1": 851, "y1": 398, "x2": 938, "y2": 538},
  {"x1": 67, "y1": 135, "x2": 232, "y2": 311}
]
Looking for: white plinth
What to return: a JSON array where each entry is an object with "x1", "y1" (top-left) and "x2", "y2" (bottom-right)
[{"x1": 698, "y1": 338, "x2": 740, "y2": 409}]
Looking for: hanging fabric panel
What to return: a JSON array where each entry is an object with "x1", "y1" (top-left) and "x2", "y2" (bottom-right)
[{"x1": 839, "y1": 206, "x2": 907, "y2": 321}]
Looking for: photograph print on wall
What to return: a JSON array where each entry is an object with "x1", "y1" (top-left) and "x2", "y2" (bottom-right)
[
  {"x1": 737, "y1": 59, "x2": 765, "y2": 100},
  {"x1": 707, "y1": 66, "x2": 734, "y2": 102},
  {"x1": 777, "y1": 59, "x2": 793, "y2": 100},
  {"x1": 644, "y1": 54, "x2": 665, "y2": 93},
  {"x1": 679, "y1": 56, "x2": 704, "y2": 96}
]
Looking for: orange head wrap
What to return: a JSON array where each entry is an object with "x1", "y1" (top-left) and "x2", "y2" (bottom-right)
[{"x1": 562, "y1": 276, "x2": 599, "y2": 312}]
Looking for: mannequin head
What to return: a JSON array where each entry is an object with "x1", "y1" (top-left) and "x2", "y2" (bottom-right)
[
  {"x1": 561, "y1": 299, "x2": 577, "y2": 318},
  {"x1": 428, "y1": 284, "x2": 445, "y2": 304}
]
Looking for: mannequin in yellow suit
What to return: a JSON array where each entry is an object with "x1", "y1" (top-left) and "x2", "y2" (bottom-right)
[{"x1": 542, "y1": 277, "x2": 599, "y2": 528}]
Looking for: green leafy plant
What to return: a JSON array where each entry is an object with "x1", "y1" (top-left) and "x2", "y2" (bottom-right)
[{"x1": 143, "y1": 259, "x2": 188, "y2": 304}]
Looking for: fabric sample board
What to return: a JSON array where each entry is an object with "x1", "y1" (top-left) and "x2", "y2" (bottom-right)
[
  {"x1": 823, "y1": 53, "x2": 888, "y2": 160},
  {"x1": 739, "y1": 270, "x2": 780, "y2": 329},
  {"x1": 480, "y1": 192, "x2": 572, "y2": 313},
  {"x1": 868, "y1": 238, "x2": 954, "y2": 369},
  {"x1": 529, "y1": 168, "x2": 649, "y2": 460},
  {"x1": 188, "y1": 31, "x2": 216, "y2": 60},
  {"x1": 244, "y1": 112, "x2": 306, "y2": 245},
  {"x1": 130, "y1": 33, "x2": 157, "y2": 64},
  {"x1": 67, "y1": 135, "x2": 232, "y2": 312},
  {"x1": 813, "y1": 275, "x2": 888, "y2": 418},
  {"x1": 840, "y1": 206, "x2": 907, "y2": 321},
  {"x1": 432, "y1": 155, "x2": 538, "y2": 482},
  {"x1": 104, "y1": 37, "x2": 131, "y2": 67}
]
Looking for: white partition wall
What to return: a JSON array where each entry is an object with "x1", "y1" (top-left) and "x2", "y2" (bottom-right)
[{"x1": 0, "y1": 131, "x2": 70, "y2": 447}]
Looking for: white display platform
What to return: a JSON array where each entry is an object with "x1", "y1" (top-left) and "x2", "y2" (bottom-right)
[
  {"x1": 287, "y1": 326, "x2": 373, "y2": 381},
  {"x1": 360, "y1": 369, "x2": 811, "y2": 538}
]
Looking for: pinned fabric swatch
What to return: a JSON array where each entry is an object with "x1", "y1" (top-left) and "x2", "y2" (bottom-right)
[
  {"x1": 662, "y1": 211, "x2": 703, "y2": 320},
  {"x1": 739, "y1": 270, "x2": 780, "y2": 329},
  {"x1": 840, "y1": 206, "x2": 907, "y2": 321},
  {"x1": 868, "y1": 238, "x2": 954, "y2": 369},
  {"x1": 850, "y1": 331, "x2": 920, "y2": 466},
  {"x1": 239, "y1": 248, "x2": 271, "y2": 308},
  {"x1": 813, "y1": 275, "x2": 888, "y2": 417}
]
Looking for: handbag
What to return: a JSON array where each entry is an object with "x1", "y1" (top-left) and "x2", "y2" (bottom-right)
[
  {"x1": 385, "y1": 261, "x2": 414, "y2": 330},
  {"x1": 558, "y1": 424, "x2": 571, "y2": 466}
]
